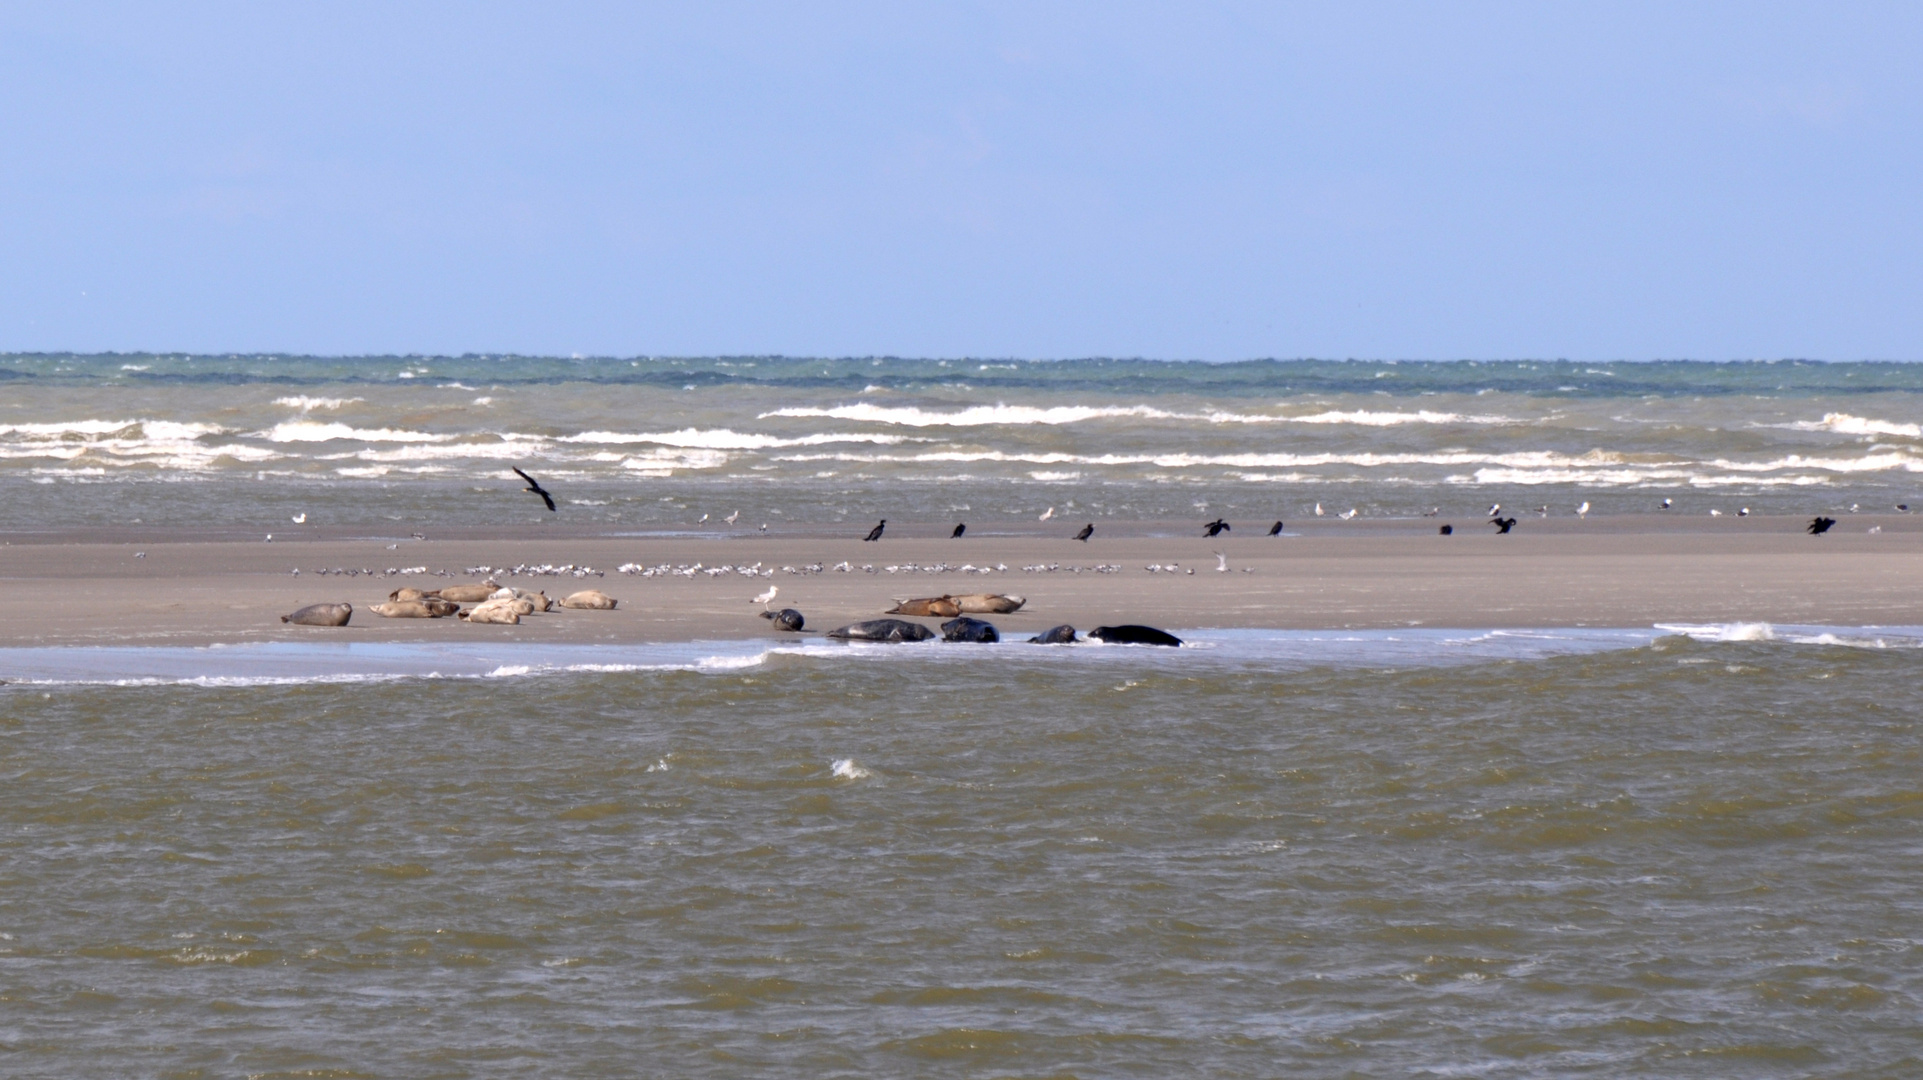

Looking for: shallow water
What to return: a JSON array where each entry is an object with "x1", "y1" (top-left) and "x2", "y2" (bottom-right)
[
  {"x1": 3, "y1": 630, "x2": 1920, "y2": 1077},
  {"x1": 3, "y1": 355, "x2": 1920, "y2": 530}
]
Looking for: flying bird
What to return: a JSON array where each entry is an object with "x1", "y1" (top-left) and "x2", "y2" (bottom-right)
[
  {"x1": 512, "y1": 467, "x2": 556, "y2": 511},
  {"x1": 1267, "y1": 521, "x2": 1283, "y2": 536},
  {"x1": 1487, "y1": 503, "x2": 1501, "y2": 517},
  {"x1": 1490, "y1": 517, "x2": 1517, "y2": 534},
  {"x1": 951, "y1": 523, "x2": 966, "y2": 538},
  {"x1": 752, "y1": 585, "x2": 778, "y2": 607},
  {"x1": 1073, "y1": 523, "x2": 1094, "y2": 542},
  {"x1": 1203, "y1": 518, "x2": 1230, "y2": 537},
  {"x1": 1808, "y1": 516, "x2": 1836, "y2": 535},
  {"x1": 1038, "y1": 507, "x2": 1055, "y2": 522},
  {"x1": 863, "y1": 520, "x2": 886, "y2": 542}
]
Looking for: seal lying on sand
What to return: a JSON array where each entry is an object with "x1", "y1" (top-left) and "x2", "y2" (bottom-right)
[
  {"x1": 388, "y1": 587, "x2": 433, "y2": 602},
  {"x1": 460, "y1": 601, "x2": 520, "y2": 625},
  {"x1": 887, "y1": 596, "x2": 961, "y2": 617},
  {"x1": 491, "y1": 587, "x2": 554, "y2": 611},
  {"x1": 761, "y1": 608, "x2": 805, "y2": 631},
  {"x1": 952, "y1": 593, "x2": 1025, "y2": 614},
  {"x1": 371, "y1": 600, "x2": 452, "y2": 619},
  {"x1": 1028, "y1": 624, "x2": 1077, "y2": 644},
  {"x1": 435, "y1": 582, "x2": 500, "y2": 603},
  {"x1": 282, "y1": 602, "x2": 352, "y2": 626},
  {"x1": 827, "y1": 618, "x2": 935, "y2": 642},
  {"x1": 940, "y1": 616, "x2": 999, "y2": 643},
  {"x1": 1089, "y1": 624, "x2": 1183, "y2": 647},
  {"x1": 561, "y1": 590, "x2": 618, "y2": 610}
]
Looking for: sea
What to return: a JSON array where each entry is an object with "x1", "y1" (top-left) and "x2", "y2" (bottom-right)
[{"x1": 3, "y1": 355, "x2": 1922, "y2": 1077}]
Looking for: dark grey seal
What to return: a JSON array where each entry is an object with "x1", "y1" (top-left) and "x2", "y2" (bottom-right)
[
  {"x1": 1089, "y1": 624, "x2": 1182, "y2": 647},
  {"x1": 939, "y1": 616, "x2": 999, "y2": 643},
  {"x1": 1028, "y1": 624, "x2": 1078, "y2": 644},
  {"x1": 282, "y1": 602, "x2": 352, "y2": 627},
  {"x1": 761, "y1": 608, "x2": 805, "y2": 632},
  {"x1": 826, "y1": 618, "x2": 934, "y2": 642}
]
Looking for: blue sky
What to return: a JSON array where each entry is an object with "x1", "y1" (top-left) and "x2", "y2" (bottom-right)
[{"x1": 1, "y1": 2, "x2": 1917, "y2": 359}]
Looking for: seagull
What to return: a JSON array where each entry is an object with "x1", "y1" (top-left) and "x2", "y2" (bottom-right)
[
  {"x1": 1213, "y1": 551, "x2": 1228, "y2": 572},
  {"x1": 1659, "y1": 498, "x2": 1672, "y2": 510},
  {"x1": 1267, "y1": 521, "x2": 1283, "y2": 536},
  {"x1": 511, "y1": 467, "x2": 556, "y2": 512},
  {"x1": 1487, "y1": 503, "x2": 1501, "y2": 517},
  {"x1": 1576, "y1": 501, "x2": 1590, "y2": 518},
  {"x1": 1422, "y1": 507, "x2": 1439, "y2": 517},
  {"x1": 265, "y1": 534, "x2": 272, "y2": 542},
  {"x1": 1709, "y1": 509, "x2": 1722, "y2": 517},
  {"x1": 291, "y1": 513, "x2": 306, "y2": 524},
  {"x1": 1849, "y1": 503, "x2": 1860, "y2": 513},
  {"x1": 1073, "y1": 523, "x2": 1093, "y2": 542},
  {"x1": 1738, "y1": 507, "x2": 1750, "y2": 516},
  {"x1": 1314, "y1": 503, "x2": 1324, "y2": 516},
  {"x1": 1038, "y1": 507, "x2": 1055, "y2": 522},
  {"x1": 752, "y1": 585, "x2": 778, "y2": 607},
  {"x1": 1203, "y1": 518, "x2": 1230, "y2": 537},
  {"x1": 1337, "y1": 508, "x2": 1358, "y2": 520},
  {"x1": 726, "y1": 511, "x2": 740, "y2": 525},
  {"x1": 699, "y1": 513, "x2": 708, "y2": 523},
  {"x1": 1490, "y1": 516, "x2": 1517, "y2": 534},
  {"x1": 1808, "y1": 516, "x2": 1836, "y2": 535},
  {"x1": 760, "y1": 523, "x2": 769, "y2": 533},
  {"x1": 863, "y1": 520, "x2": 886, "y2": 542},
  {"x1": 951, "y1": 523, "x2": 966, "y2": 538}
]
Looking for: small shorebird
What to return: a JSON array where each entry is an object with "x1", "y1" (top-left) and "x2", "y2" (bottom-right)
[
  {"x1": 1038, "y1": 507, "x2": 1055, "y2": 522},
  {"x1": 1659, "y1": 498, "x2": 1672, "y2": 510},
  {"x1": 726, "y1": 511, "x2": 740, "y2": 525},
  {"x1": 1073, "y1": 524, "x2": 1093, "y2": 542},
  {"x1": 291, "y1": 513, "x2": 306, "y2": 524},
  {"x1": 863, "y1": 520, "x2": 886, "y2": 542},
  {"x1": 1337, "y1": 508, "x2": 1358, "y2": 520},
  {"x1": 512, "y1": 467, "x2": 556, "y2": 511},
  {"x1": 1576, "y1": 501, "x2": 1590, "y2": 518},
  {"x1": 1213, "y1": 551, "x2": 1228, "y2": 572},
  {"x1": 752, "y1": 585, "x2": 778, "y2": 607},
  {"x1": 1314, "y1": 503, "x2": 1324, "y2": 516}
]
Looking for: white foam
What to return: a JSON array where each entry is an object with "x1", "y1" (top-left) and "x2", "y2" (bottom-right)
[
  {"x1": 830, "y1": 759, "x2": 872, "y2": 779},
  {"x1": 272, "y1": 396, "x2": 364, "y2": 411},
  {"x1": 261, "y1": 421, "x2": 450, "y2": 443},
  {"x1": 559, "y1": 428, "x2": 907, "y2": 449},
  {"x1": 759, "y1": 402, "x2": 1518, "y2": 428},
  {"x1": 1780, "y1": 412, "x2": 1923, "y2": 438}
]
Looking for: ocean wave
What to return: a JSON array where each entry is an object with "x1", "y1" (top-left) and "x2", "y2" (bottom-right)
[
  {"x1": 0, "y1": 419, "x2": 229, "y2": 440},
  {"x1": 1779, "y1": 413, "x2": 1922, "y2": 438},
  {"x1": 759, "y1": 402, "x2": 1518, "y2": 427},
  {"x1": 1656, "y1": 622, "x2": 1923, "y2": 649},
  {"x1": 272, "y1": 396, "x2": 364, "y2": 411},
  {"x1": 559, "y1": 428, "x2": 908, "y2": 449},
  {"x1": 771, "y1": 449, "x2": 1635, "y2": 469},
  {"x1": 260, "y1": 421, "x2": 452, "y2": 443}
]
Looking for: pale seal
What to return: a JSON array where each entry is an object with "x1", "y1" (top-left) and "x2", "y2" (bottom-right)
[
  {"x1": 561, "y1": 590, "x2": 618, "y2": 610},
  {"x1": 826, "y1": 618, "x2": 935, "y2": 642},
  {"x1": 952, "y1": 593, "x2": 1025, "y2": 614},
  {"x1": 459, "y1": 601, "x2": 521, "y2": 624},
  {"x1": 435, "y1": 582, "x2": 500, "y2": 603},
  {"x1": 761, "y1": 608, "x2": 805, "y2": 631},
  {"x1": 281, "y1": 602, "x2": 352, "y2": 626},
  {"x1": 887, "y1": 596, "x2": 961, "y2": 617},
  {"x1": 940, "y1": 616, "x2": 999, "y2": 643},
  {"x1": 1089, "y1": 624, "x2": 1182, "y2": 647},
  {"x1": 371, "y1": 600, "x2": 448, "y2": 619}
]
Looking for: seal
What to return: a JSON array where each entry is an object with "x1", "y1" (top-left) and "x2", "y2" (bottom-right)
[
  {"x1": 371, "y1": 600, "x2": 448, "y2": 619},
  {"x1": 561, "y1": 590, "x2": 618, "y2": 610},
  {"x1": 460, "y1": 601, "x2": 520, "y2": 624},
  {"x1": 940, "y1": 616, "x2": 999, "y2": 643},
  {"x1": 281, "y1": 602, "x2": 352, "y2": 626},
  {"x1": 952, "y1": 593, "x2": 1025, "y2": 614},
  {"x1": 435, "y1": 582, "x2": 500, "y2": 603},
  {"x1": 388, "y1": 587, "x2": 433, "y2": 602},
  {"x1": 887, "y1": 596, "x2": 961, "y2": 617},
  {"x1": 1089, "y1": 624, "x2": 1182, "y2": 647},
  {"x1": 761, "y1": 608, "x2": 805, "y2": 631},
  {"x1": 1027, "y1": 624, "x2": 1078, "y2": 644},
  {"x1": 826, "y1": 618, "x2": 935, "y2": 642},
  {"x1": 416, "y1": 597, "x2": 461, "y2": 617}
]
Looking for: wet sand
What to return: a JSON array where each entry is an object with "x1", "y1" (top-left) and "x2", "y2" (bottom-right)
[{"x1": 0, "y1": 516, "x2": 1916, "y2": 647}]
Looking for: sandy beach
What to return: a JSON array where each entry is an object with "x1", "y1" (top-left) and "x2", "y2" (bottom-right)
[{"x1": 1, "y1": 515, "x2": 1917, "y2": 648}]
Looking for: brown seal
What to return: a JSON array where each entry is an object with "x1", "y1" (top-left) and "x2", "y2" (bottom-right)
[
  {"x1": 561, "y1": 590, "x2": 618, "y2": 610},
  {"x1": 887, "y1": 596, "x2": 961, "y2": 617},
  {"x1": 435, "y1": 582, "x2": 500, "y2": 603},
  {"x1": 459, "y1": 601, "x2": 521, "y2": 625},
  {"x1": 388, "y1": 587, "x2": 432, "y2": 602},
  {"x1": 370, "y1": 601, "x2": 447, "y2": 619},
  {"x1": 952, "y1": 593, "x2": 1025, "y2": 614},
  {"x1": 281, "y1": 602, "x2": 352, "y2": 626}
]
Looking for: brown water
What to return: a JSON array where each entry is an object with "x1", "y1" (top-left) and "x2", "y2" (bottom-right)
[{"x1": 3, "y1": 632, "x2": 1919, "y2": 1077}]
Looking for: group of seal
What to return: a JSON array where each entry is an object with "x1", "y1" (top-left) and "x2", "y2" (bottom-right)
[
  {"x1": 886, "y1": 593, "x2": 1026, "y2": 616},
  {"x1": 280, "y1": 582, "x2": 618, "y2": 628}
]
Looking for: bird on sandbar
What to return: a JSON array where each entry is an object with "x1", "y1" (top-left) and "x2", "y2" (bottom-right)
[
  {"x1": 1576, "y1": 501, "x2": 1590, "y2": 518},
  {"x1": 291, "y1": 512, "x2": 306, "y2": 524},
  {"x1": 1314, "y1": 503, "x2": 1324, "y2": 516},
  {"x1": 1490, "y1": 516, "x2": 1517, "y2": 534},
  {"x1": 1203, "y1": 518, "x2": 1230, "y2": 537},
  {"x1": 512, "y1": 467, "x2": 556, "y2": 512},
  {"x1": 1808, "y1": 516, "x2": 1836, "y2": 535},
  {"x1": 1213, "y1": 551, "x2": 1228, "y2": 572},
  {"x1": 1337, "y1": 508, "x2": 1358, "y2": 520},
  {"x1": 1659, "y1": 498, "x2": 1672, "y2": 510},
  {"x1": 752, "y1": 585, "x2": 778, "y2": 607},
  {"x1": 863, "y1": 520, "x2": 886, "y2": 542},
  {"x1": 1267, "y1": 521, "x2": 1283, "y2": 536},
  {"x1": 1038, "y1": 507, "x2": 1055, "y2": 522},
  {"x1": 951, "y1": 523, "x2": 966, "y2": 538},
  {"x1": 726, "y1": 510, "x2": 740, "y2": 525},
  {"x1": 1073, "y1": 523, "x2": 1094, "y2": 542}
]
